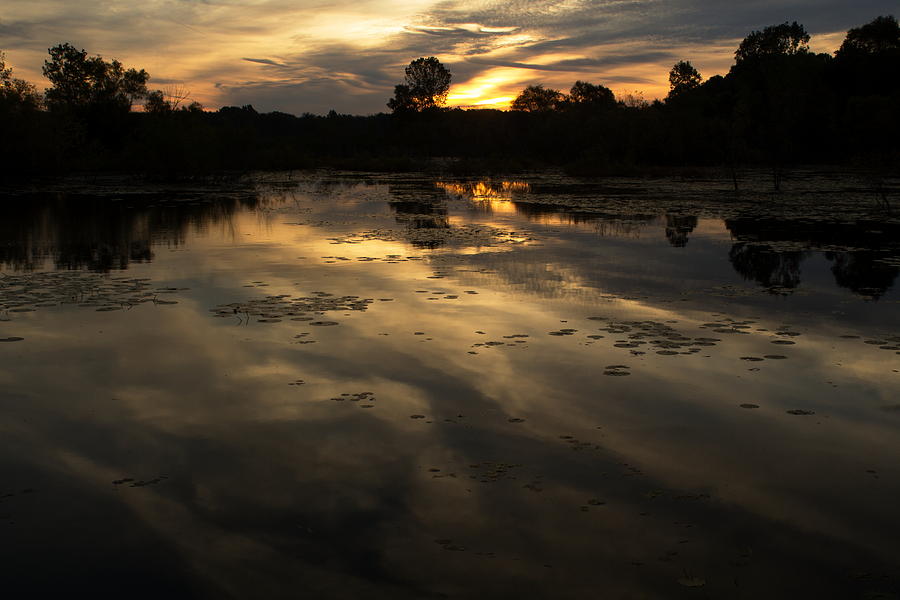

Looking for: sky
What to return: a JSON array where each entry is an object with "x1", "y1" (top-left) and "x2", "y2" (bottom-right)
[{"x1": 0, "y1": 0, "x2": 895, "y2": 114}]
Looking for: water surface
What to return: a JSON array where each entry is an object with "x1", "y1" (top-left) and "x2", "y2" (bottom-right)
[{"x1": 2, "y1": 172, "x2": 899, "y2": 598}]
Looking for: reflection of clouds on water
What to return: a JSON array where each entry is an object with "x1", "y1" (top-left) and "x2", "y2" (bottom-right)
[{"x1": 2, "y1": 173, "x2": 900, "y2": 597}]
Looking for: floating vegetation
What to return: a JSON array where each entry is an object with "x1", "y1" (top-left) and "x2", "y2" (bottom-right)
[
  {"x1": 464, "y1": 461, "x2": 522, "y2": 484},
  {"x1": 604, "y1": 365, "x2": 631, "y2": 376},
  {"x1": 548, "y1": 328, "x2": 577, "y2": 336},
  {"x1": 0, "y1": 272, "x2": 183, "y2": 317},
  {"x1": 113, "y1": 476, "x2": 168, "y2": 488},
  {"x1": 210, "y1": 291, "x2": 372, "y2": 325},
  {"x1": 325, "y1": 223, "x2": 534, "y2": 249},
  {"x1": 677, "y1": 575, "x2": 707, "y2": 588},
  {"x1": 329, "y1": 391, "x2": 376, "y2": 407}
]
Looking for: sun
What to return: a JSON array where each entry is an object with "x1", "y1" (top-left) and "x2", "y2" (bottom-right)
[{"x1": 446, "y1": 67, "x2": 529, "y2": 110}]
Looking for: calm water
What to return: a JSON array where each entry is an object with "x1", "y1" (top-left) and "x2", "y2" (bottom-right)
[{"x1": 1, "y1": 172, "x2": 899, "y2": 598}]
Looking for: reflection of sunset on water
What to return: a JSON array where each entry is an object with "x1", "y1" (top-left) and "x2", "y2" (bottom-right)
[
  {"x1": 436, "y1": 180, "x2": 530, "y2": 199},
  {"x1": 3, "y1": 174, "x2": 900, "y2": 597}
]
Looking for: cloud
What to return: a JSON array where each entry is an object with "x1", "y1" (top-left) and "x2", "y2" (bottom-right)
[
  {"x1": 242, "y1": 57, "x2": 288, "y2": 67},
  {"x1": 2, "y1": 0, "x2": 897, "y2": 113},
  {"x1": 464, "y1": 51, "x2": 676, "y2": 72}
]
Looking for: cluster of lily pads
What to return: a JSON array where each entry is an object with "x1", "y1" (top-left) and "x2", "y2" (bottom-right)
[
  {"x1": 325, "y1": 224, "x2": 534, "y2": 249},
  {"x1": 1, "y1": 272, "x2": 182, "y2": 315},
  {"x1": 0, "y1": 271, "x2": 184, "y2": 342},
  {"x1": 209, "y1": 290, "x2": 372, "y2": 324}
]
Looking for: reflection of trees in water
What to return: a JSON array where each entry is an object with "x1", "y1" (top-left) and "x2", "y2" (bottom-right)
[
  {"x1": 827, "y1": 251, "x2": 900, "y2": 297},
  {"x1": 0, "y1": 192, "x2": 259, "y2": 272},
  {"x1": 388, "y1": 187, "x2": 452, "y2": 249},
  {"x1": 729, "y1": 243, "x2": 806, "y2": 290},
  {"x1": 726, "y1": 217, "x2": 900, "y2": 297},
  {"x1": 665, "y1": 213, "x2": 698, "y2": 247},
  {"x1": 435, "y1": 180, "x2": 662, "y2": 237},
  {"x1": 493, "y1": 202, "x2": 659, "y2": 238}
]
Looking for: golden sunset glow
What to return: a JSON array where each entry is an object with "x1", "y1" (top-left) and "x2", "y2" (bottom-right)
[
  {"x1": 436, "y1": 181, "x2": 531, "y2": 200},
  {"x1": 0, "y1": 1, "x2": 879, "y2": 114}
]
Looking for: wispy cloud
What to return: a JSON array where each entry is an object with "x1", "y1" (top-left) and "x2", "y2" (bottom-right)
[
  {"x1": 242, "y1": 58, "x2": 288, "y2": 67},
  {"x1": 1, "y1": 0, "x2": 895, "y2": 114}
]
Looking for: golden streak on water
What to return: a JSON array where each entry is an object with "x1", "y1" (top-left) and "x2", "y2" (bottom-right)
[
  {"x1": 435, "y1": 181, "x2": 531, "y2": 216},
  {"x1": 435, "y1": 181, "x2": 531, "y2": 200}
]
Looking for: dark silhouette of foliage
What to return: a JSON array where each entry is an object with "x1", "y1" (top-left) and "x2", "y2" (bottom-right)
[
  {"x1": 3, "y1": 16, "x2": 900, "y2": 180},
  {"x1": 145, "y1": 87, "x2": 202, "y2": 114},
  {"x1": 831, "y1": 16, "x2": 900, "y2": 105},
  {"x1": 388, "y1": 57, "x2": 451, "y2": 113},
  {"x1": 568, "y1": 81, "x2": 616, "y2": 109},
  {"x1": 511, "y1": 85, "x2": 565, "y2": 112},
  {"x1": 144, "y1": 90, "x2": 171, "y2": 114},
  {"x1": 837, "y1": 15, "x2": 900, "y2": 57},
  {"x1": 42, "y1": 43, "x2": 149, "y2": 113},
  {"x1": 0, "y1": 51, "x2": 42, "y2": 113},
  {"x1": 734, "y1": 22, "x2": 810, "y2": 64},
  {"x1": 387, "y1": 84, "x2": 415, "y2": 113},
  {"x1": 667, "y1": 61, "x2": 702, "y2": 98}
]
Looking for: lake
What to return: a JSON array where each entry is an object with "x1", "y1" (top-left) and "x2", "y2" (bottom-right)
[{"x1": 1, "y1": 171, "x2": 899, "y2": 598}]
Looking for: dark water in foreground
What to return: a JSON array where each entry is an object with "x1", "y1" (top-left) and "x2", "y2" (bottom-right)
[{"x1": 1, "y1": 172, "x2": 899, "y2": 599}]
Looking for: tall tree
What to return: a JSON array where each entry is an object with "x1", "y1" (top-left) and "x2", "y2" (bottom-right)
[
  {"x1": 667, "y1": 61, "x2": 702, "y2": 98},
  {"x1": 735, "y1": 22, "x2": 810, "y2": 64},
  {"x1": 42, "y1": 43, "x2": 149, "y2": 113},
  {"x1": 387, "y1": 57, "x2": 451, "y2": 113},
  {"x1": 511, "y1": 84, "x2": 565, "y2": 112}
]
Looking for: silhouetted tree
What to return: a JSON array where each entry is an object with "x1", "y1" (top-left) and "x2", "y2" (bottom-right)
[
  {"x1": 144, "y1": 90, "x2": 171, "y2": 114},
  {"x1": 511, "y1": 85, "x2": 565, "y2": 112},
  {"x1": 387, "y1": 57, "x2": 451, "y2": 113},
  {"x1": 667, "y1": 61, "x2": 702, "y2": 98},
  {"x1": 836, "y1": 15, "x2": 900, "y2": 57},
  {"x1": 387, "y1": 84, "x2": 415, "y2": 113},
  {"x1": 734, "y1": 22, "x2": 810, "y2": 64},
  {"x1": 568, "y1": 81, "x2": 615, "y2": 109},
  {"x1": 42, "y1": 43, "x2": 149, "y2": 113},
  {"x1": 833, "y1": 15, "x2": 900, "y2": 101},
  {"x1": 0, "y1": 51, "x2": 42, "y2": 112}
]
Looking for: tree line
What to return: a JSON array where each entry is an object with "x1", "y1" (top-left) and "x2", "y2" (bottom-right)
[{"x1": 1, "y1": 15, "x2": 898, "y2": 179}]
